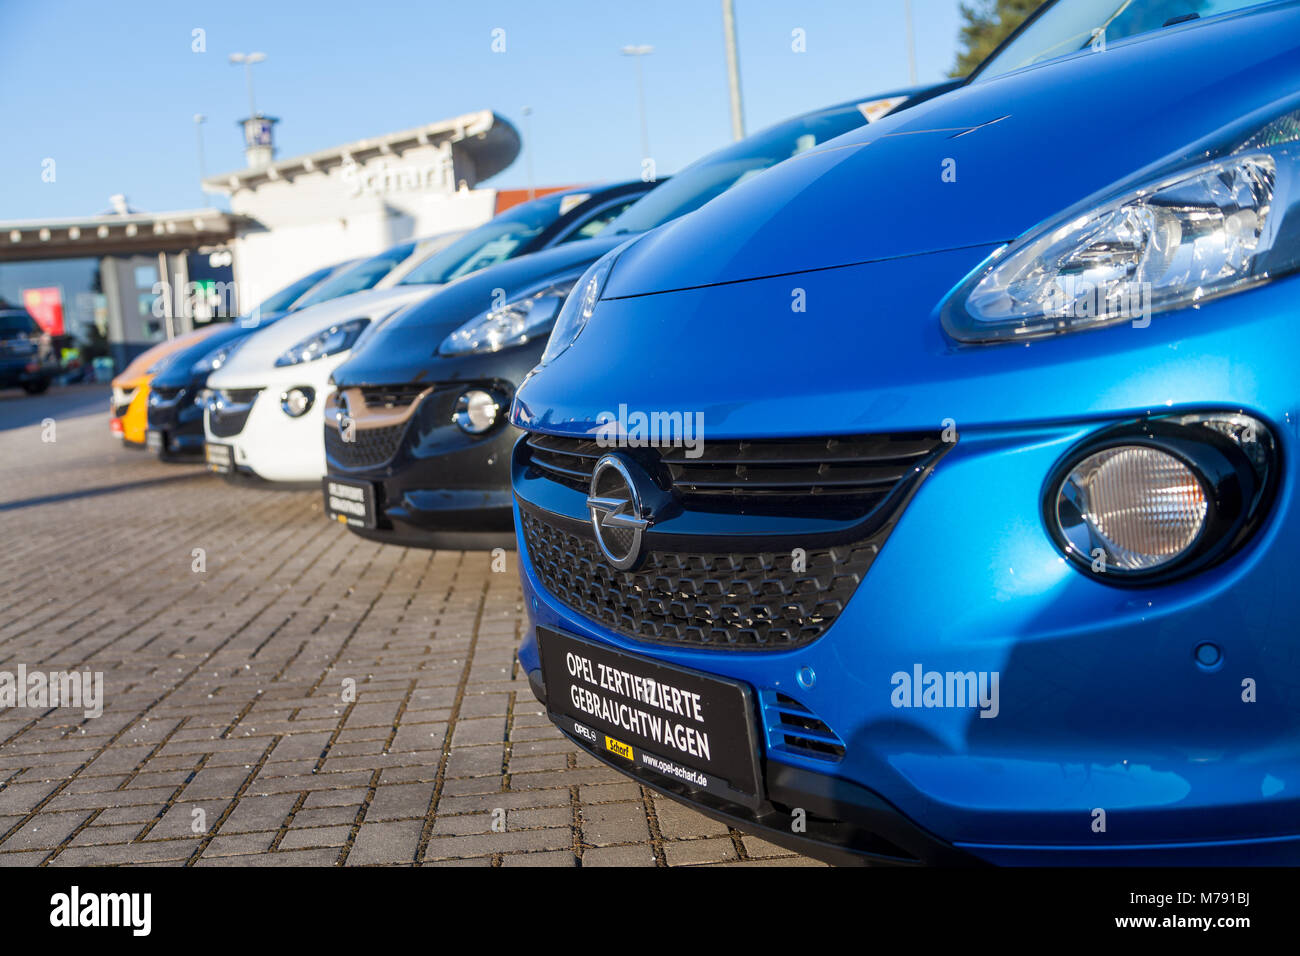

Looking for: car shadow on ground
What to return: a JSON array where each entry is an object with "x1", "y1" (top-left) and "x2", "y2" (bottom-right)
[
  {"x1": 0, "y1": 383, "x2": 111, "y2": 431},
  {"x1": 0, "y1": 470, "x2": 212, "y2": 512}
]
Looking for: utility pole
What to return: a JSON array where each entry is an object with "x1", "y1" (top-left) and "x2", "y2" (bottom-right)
[
  {"x1": 194, "y1": 113, "x2": 207, "y2": 206},
  {"x1": 620, "y1": 45, "x2": 654, "y2": 161},
  {"x1": 228, "y1": 51, "x2": 267, "y2": 116},
  {"x1": 904, "y1": 0, "x2": 918, "y2": 85},
  {"x1": 521, "y1": 106, "x2": 536, "y2": 199},
  {"x1": 721, "y1": 0, "x2": 745, "y2": 140}
]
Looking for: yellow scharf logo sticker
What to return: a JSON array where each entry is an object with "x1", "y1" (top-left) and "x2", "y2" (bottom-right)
[{"x1": 604, "y1": 735, "x2": 633, "y2": 761}]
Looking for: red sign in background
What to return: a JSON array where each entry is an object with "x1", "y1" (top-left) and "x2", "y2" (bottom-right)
[{"x1": 22, "y1": 287, "x2": 63, "y2": 335}]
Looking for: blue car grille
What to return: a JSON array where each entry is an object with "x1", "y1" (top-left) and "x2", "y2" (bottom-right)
[
  {"x1": 526, "y1": 432, "x2": 941, "y2": 516},
  {"x1": 519, "y1": 431, "x2": 947, "y2": 650}
]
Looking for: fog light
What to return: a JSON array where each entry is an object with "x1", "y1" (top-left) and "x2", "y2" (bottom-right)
[
  {"x1": 281, "y1": 386, "x2": 314, "y2": 417},
  {"x1": 453, "y1": 389, "x2": 500, "y2": 434},
  {"x1": 1056, "y1": 446, "x2": 1207, "y2": 572},
  {"x1": 1047, "y1": 412, "x2": 1277, "y2": 585}
]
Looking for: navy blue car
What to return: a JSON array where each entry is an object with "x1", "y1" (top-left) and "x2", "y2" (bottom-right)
[{"x1": 511, "y1": 0, "x2": 1300, "y2": 864}]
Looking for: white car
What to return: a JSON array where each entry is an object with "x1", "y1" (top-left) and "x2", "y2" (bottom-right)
[
  {"x1": 203, "y1": 284, "x2": 432, "y2": 482},
  {"x1": 198, "y1": 231, "x2": 473, "y2": 483},
  {"x1": 201, "y1": 186, "x2": 660, "y2": 484}
]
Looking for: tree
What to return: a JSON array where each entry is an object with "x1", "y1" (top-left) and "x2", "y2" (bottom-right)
[{"x1": 950, "y1": 0, "x2": 1043, "y2": 77}]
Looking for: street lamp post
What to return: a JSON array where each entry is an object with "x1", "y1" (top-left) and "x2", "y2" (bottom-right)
[
  {"x1": 228, "y1": 51, "x2": 267, "y2": 117},
  {"x1": 620, "y1": 44, "x2": 653, "y2": 163},
  {"x1": 721, "y1": 0, "x2": 745, "y2": 140},
  {"x1": 194, "y1": 113, "x2": 207, "y2": 206},
  {"x1": 904, "y1": 0, "x2": 918, "y2": 85},
  {"x1": 521, "y1": 106, "x2": 536, "y2": 200}
]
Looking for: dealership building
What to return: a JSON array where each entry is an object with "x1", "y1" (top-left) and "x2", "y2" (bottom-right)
[
  {"x1": 200, "y1": 109, "x2": 521, "y2": 307},
  {"x1": 0, "y1": 109, "x2": 524, "y2": 371}
]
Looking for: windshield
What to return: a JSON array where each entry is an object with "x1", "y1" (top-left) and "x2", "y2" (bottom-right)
[
  {"x1": 399, "y1": 191, "x2": 579, "y2": 286},
  {"x1": 975, "y1": 0, "x2": 1274, "y2": 81},
  {"x1": 293, "y1": 242, "x2": 416, "y2": 308},
  {"x1": 0, "y1": 311, "x2": 40, "y2": 339},
  {"x1": 605, "y1": 105, "x2": 869, "y2": 235},
  {"x1": 251, "y1": 264, "x2": 337, "y2": 316}
]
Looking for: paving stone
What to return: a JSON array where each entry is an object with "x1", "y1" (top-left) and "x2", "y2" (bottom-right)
[
  {"x1": 0, "y1": 391, "x2": 818, "y2": 867},
  {"x1": 663, "y1": 837, "x2": 740, "y2": 866},
  {"x1": 280, "y1": 825, "x2": 353, "y2": 849},
  {"x1": 580, "y1": 845, "x2": 658, "y2": 867},
  {"x1": 345, "y1": 820, "x2": 423, "y2": 865}
]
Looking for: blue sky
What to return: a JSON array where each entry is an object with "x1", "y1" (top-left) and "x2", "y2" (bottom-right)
[{"x1": 0, "y1": 0, "x2": 966, "y2": 220}]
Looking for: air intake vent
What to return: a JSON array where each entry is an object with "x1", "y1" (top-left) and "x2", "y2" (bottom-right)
[
  {"x1": 360, "y1": 384, "x2": 427, "y2": 409},
  {"x1": 760, "y1": 690, "x2": 845, "y2": 762}
]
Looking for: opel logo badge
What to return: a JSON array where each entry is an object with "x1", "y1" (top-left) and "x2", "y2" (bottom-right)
[{"x1": 587, "y1": 455, "x2": 654, "y2": 571}]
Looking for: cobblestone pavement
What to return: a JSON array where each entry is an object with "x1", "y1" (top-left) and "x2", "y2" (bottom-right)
[{"x1": 0, "y1": 385, "x2": 821, "y2": 867}]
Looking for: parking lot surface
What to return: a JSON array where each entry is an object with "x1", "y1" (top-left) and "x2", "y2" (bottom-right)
[{"x1": 0, "y1": 386, "x2": 820, "y2": 866}]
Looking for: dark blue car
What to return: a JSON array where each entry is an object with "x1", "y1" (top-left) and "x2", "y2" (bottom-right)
[{"x1": 510, "y1": 0, "x2": 1300, "y2": 864}]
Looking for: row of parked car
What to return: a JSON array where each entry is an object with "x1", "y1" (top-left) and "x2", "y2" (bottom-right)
[
  {"x1": 111, "y1": 87, "x2": 934, "y2": 549},
  {"x1": 115, "y1": 0, "x2": 1300, "y2": 865}
]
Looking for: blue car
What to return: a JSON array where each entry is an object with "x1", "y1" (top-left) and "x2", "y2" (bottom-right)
[{"x1": 509, "y1": 0, "x2": 1300, "y2": 865}]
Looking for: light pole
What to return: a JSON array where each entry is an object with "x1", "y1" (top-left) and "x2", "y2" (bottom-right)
[
  {"x1": 228, "y1": 51, "x2": 267, "y2": 117},
  {"x1": 620, "y1": 44, "x2": 653, "y2": 163},
  {"x1": 521, "y1": 106, "x2": 536, "y2": 200},
  {"x1": 904, "y1": 0, "x2": 918, "y2": 85},
  {"x1": 721, "y1": 0, "x2": 745, "y2": 140},
  {"x1": 194, "y1": 113, "x2": 207, "y2": 206}
]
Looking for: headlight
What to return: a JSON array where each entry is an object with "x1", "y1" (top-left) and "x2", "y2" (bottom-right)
[
  {"x1": 192, "y1": 339, "x2": 245, "y2": 375},
  {"x1": 274, "y1": 318, "x2": 370, "y2": 367},
  {"x1": 438, "y1": 279, "x2": 579, "y2": 356},
  {"x1": 943, "y1": 108, "x2": 1300, "y2": 342},
  {"x1": 539, "y1": 247, "x2": 624, "y2": 366}
]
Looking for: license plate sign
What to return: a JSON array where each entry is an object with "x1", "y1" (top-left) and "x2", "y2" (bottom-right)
[
  {"x1": 538, "y1": 627, "x2": 762, "y2": 804},
  {"x1": 322, "y1": 477, "x2": 377, "y2": 529},
  {"x1": 146, "y1": 430, "x2": 164, "y2": 454},
  {"x1": 205, "y1": 442, "x2": 232, "y2": 474}
]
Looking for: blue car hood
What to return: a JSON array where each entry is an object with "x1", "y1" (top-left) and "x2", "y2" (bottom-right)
[{"x1": 603, "y1": 2, "x2": 1300, "y2": 297}]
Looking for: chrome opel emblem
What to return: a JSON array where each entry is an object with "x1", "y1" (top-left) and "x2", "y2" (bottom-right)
[{"x1": 587, "y1": 455, "x2": 654, "y2": 570}]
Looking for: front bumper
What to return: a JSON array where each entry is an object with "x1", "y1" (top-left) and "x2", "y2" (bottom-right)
[
  {"x1": 324, "y1": 342, "x2": 541, "y2": 548},
  {"x1": 524, "y1": 662, "x2": 975, "y2": 866},
  {"x1": 117, "y1": 379, "x2": 152, "y2": 446},
  {"x1": 509, "y1": 251, "x2": 1300, "y2": 865},
  {"x1": 204, "y1": 357, "x2": 345, "y2": 483},
  {"x1": 146, "y1": 380, "x2": 208, "y2": 456}
]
